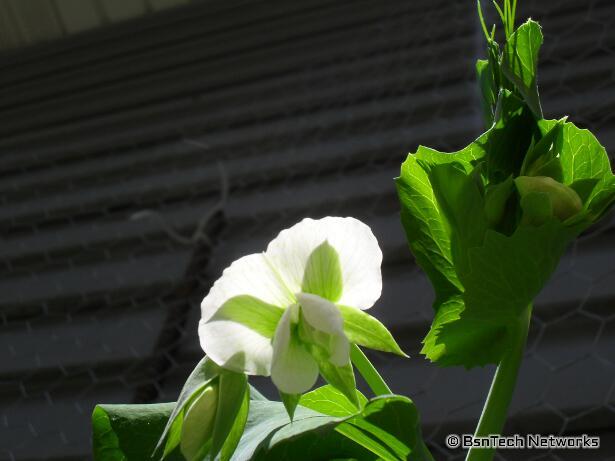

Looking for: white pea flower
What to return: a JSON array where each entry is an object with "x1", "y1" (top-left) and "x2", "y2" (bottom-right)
[{"x1": 199, "y1": 217, "x2": 403, "y2": 397}]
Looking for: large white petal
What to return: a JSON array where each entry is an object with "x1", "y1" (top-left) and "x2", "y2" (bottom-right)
[
  {"x1": 199, "y1": 319, "x2": 273, "y2": 376},
  {"x1": 199, "y1": 253, "x2": 294, "y2": 376},
  {"x1": 201, "y1": 253, "x2": 294, "y2": 322},
  {"x1": 298, "y1": 292, "x2": 350, "y2": 367},
  {"x1": 266, "y1": 217, "x2": 382, "y2": 310},
  {"x1": 271, "y1": 305, "x2": 319, "y2": 394}
]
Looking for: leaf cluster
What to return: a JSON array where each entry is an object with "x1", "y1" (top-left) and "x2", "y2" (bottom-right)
[
  {"x1": 92, "y1": 378, "x2": 433, "y2": 461},
  {"x1": 396, "y1": 11, "x2": 615, "y2": 368}
]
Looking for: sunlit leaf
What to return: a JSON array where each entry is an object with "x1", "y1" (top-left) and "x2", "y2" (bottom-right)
[{"x1": 502, "y1": 19, "x2": 543, "y2": 117}]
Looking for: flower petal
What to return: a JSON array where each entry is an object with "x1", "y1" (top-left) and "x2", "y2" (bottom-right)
[
  {"x1": 297, "y1": 292, "x2": 350, "y2": 367},
  {"x1": 301, "y1": 240, "x2": 344, "y2": 302},
  {"x1": 266, "y1": 217, "x2": 382, "y2": 309},
  {"x1": 199, "y1": 319, "x2": 273, "y2": 376},
  {"x1": 199, "y1": 253, "x2": 295, "y2": 375},
  {"x1": 271, "y1": 305, "x2": 319, "y2": 394}
]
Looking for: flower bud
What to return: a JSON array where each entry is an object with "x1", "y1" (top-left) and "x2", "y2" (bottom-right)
[
  {"x1": 515, "y1": 176, "x2": 582, "y2": 222},
  {"x1": 180, "y1": 382, "x2": 219, "y2": 461}
]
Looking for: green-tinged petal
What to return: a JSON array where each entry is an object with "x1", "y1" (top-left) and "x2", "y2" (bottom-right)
[
  {"x1": 199, "y1": 317, "x2": 274, "y2": 377},
  {"x1": 301, "y1": 241, "x2": 343, "y2": 302},
  {"x1": 271, "y1": 305, "x2": 319, "y2": 394},
  {"x1": 266, "y1": 217, "x2": 382, "y2": 310},
  {"x1": 337, "y1": 305, "x2": 406, "y2": 357},
  {"x1": 211, "y1": 295, "x2": 284, "y2": 339},
  {"x1": 298, "y1": 292, "x2": 350, "y2": 366},
  {"x1": 200, "y1": 252, "x2": 294, "y2": 376}
]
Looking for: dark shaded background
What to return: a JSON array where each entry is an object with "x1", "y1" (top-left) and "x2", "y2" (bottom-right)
[{"x1": 0, "y1": 0, "x2": 614, "y2": 460}]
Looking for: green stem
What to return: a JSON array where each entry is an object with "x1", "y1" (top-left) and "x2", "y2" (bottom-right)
[
  {"x1": 465, "y1": 303, "x2": 532, "y2": 461},
  {"x1": 350, "y1": 344, "x2": 392, "y2": 396}
]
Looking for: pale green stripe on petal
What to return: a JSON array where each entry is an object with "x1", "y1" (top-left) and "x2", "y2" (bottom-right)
[
  {"x1": 211, "y1": 295, "x2": 284, "y2": 339},
  {"x1": 200, "y1": 252, "x2": 294, "y2": 376},
  {"x1": 301, "y1": 241, "x2": 343, "y2": 302},
  {"x1": 265, "y1": 217, "x2": 383, "y2": 311}
]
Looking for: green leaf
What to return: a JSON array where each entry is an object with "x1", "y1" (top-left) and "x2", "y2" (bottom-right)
[
  {"x1": 422, "y1": 162, "x2": 488, "y2": 274},
  {"x1": 420, "y1": 295, "x2": 468, "y2": 364},
  {"x1": 530, "y1": 156, "x2": 565, "y2": 182},
  {"x1": 212, "y1": 295, "x2": 283, "y2": 339},
  {"x1": 241, "y1": 395, "x2": 432, "y2": 461},
  {"x1": 337, "y1": 305, "x2": 407, "y2": 357},
  {"x1": 429, "y1": 220, "x2": 579, "y2": 367},
  {"x1": 155, "y1": 357, "x2": 220, "y2": 458},
  {"x1": 230, "y1": 401, "x2": 331, "y2": 460},
  {"x1": 301, "y1": 240, "x2": 344, "y2": 302},
  {"x1": 521, "y1": 119, "x2": 565, "y2": 180},
  {"x1": 396, "y1": 89, "x2": 590, "y2": 368},
  {"x1": 502, "y1": 19, "x2": 543, "y2": 117},
  {"x1": 397, "y1": 14, "x2": 615, "y2": 373},
  {"x1": 210, "y1": 370, "x2": 249, "y2": 459},
  {"x1": 395, "y1": 153, "x2": 467, "y2": 303},
  {"x1": 220, "y1": 389, "x2": 250, "y2": 461},
  {"x1": 484, "y1": 175, "x2": 515, "y2": 229},
  {"x1": 537, "y1": 119, "x2": 615, "y2": 221},
  {"x1": 92, "y1": 403, "x2": 184, "y2": 461},
  {"x1": 345, "y1": 396, "x2": 421, "y2": 461},
  {"x1": 538, "y1": 119, "x2": 611, "y2": 185},
  {"x1": 335, "y1": 423, "x2": 398, "y2": 461},
  {"x1": 395, "y1": 91, "x2": 534, "y2": 311},
  {"x1": 487, "y1": 89, "x2": 537, "y2": 181},
  {"x1": 586, "y1": 176, "x2": 615, "y2": 221},
  {"x1": 476, "y1": 58, "x2": 497, "y2": 127},
  {"x1": 299, "y1": 385, "x2": 368, "y2": 417}
]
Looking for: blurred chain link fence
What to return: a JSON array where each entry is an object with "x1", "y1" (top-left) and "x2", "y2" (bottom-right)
[{"x1": 0, "y1": 0, "x2": 613, "y2": 460}]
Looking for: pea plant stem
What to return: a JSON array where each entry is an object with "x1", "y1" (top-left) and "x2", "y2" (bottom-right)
[
  {"x1": 465, "y1": 303, "x2": 532, "y2": 461},
  {"x1": 350, "y1": 344, "x2": 392, "y2": 396}
]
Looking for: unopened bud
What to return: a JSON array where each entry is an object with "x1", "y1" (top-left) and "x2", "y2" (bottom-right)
[
  {"x1": 515, "y1": 176, "x2": 582, "y2": 221},
  {"x1": 180, "y1": 383, "x2": 219, "y2": 461}
]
